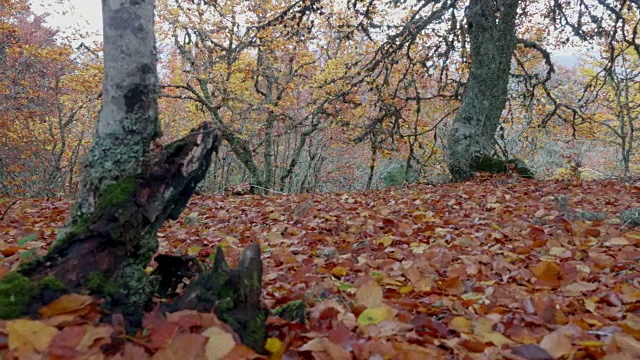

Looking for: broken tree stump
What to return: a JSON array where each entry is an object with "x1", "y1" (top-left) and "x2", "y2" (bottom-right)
[
  {"x1": 166, "y1": 243, "x2": 267, "y2": 353},
  {"x1": 0, "y1": 121, "x2": 266, "y2": 352}
]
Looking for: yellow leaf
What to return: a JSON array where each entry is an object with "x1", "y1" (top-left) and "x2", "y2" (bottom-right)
[
  {"x1": 224, "y1": 236, "x2": 238, "y2": 245},
  {"x1": 357, "y1": 306, "x2": 394, "y2": 326},
  {"x1": 625, "y1": 232, "x2": 640, "y2": 240},
  {"x1": 449, "y1": 316, "x2": 473, "y2": 334},
  {"x1": 584, "y1": 298, "x2": 598, "y2": 313},
  {"x1": 460, "y1": 292, "x2": 485, "y2": 301},
  {"x1": 412, "y1": 211, "x2": 435, "y2": 222},
  {"x1": 398, "y1": 285, "x2": 413, "y2": 294},
  {"x1": 202, "y1": 326, "x2": 235, "y2": 360},
  {"x1": 7, "y1": 319, "x2": 58, "y2": 352},
  {"x1": 410, "y1": 243, "x2": 427, "y2": 254},
  {"x1": 376, "y1": 236, "x2": 393, "y2": 247},
  {"x1": 331, "y1": 266, "x2": 348, "y2": 278},
  {"x1": 381, "y1": 278, "x2": 403, "y2": 286},
  {"x1": 479, "y1": 331, "x2": 514, "y2": 346},
  {"x1": 187, "y1": 245, "x2": 201, "y2": 255},
  {"x1": 549, "y1": 247, "x2": 566, "y2": 256},
  {"x1": 578, "y1": 341, "x2": 603, "y2": 347}
]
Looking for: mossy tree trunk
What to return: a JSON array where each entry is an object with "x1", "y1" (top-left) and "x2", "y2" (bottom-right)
[
  {"x1": 63, "y1": 0, "x2": 160, "y2": 326},
  {"x1": 73, "y1": 0, "x2": 161, "y2": 220},
  {"x1": 445, "y1": 0, "x2": 519, "y2": 181}
]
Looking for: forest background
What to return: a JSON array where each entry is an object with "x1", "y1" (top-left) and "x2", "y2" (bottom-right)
[{"x1": 1, "y1": 0, "x2": 638, "y2": 197}]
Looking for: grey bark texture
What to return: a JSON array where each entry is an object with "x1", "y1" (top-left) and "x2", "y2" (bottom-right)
[
  {"x1": 445, "y1": 0, "x2": 520, "y2": 181},
  {"x1": 73, "y1": 0, "x2": 160, "y2": 220}
]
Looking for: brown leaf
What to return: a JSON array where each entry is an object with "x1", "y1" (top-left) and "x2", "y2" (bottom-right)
[
  {"x1": 511, "y1": 344, "x2": 553, "y2": 360},
  {"x1": 355, "y1": 280, "x2": 383, "y2": 308},
  {"x1": 152, "y1": 333, "x2": 207, "y2": 360},
  {"x1": 531, "y1": 261, "x2": 561, "y2": 287},
  {"x1": 298, "y1": 338, "x2": 351, "y2": 360},
  {"x1": 539, "y1": 326, "x2": 576, "y2": 358}
]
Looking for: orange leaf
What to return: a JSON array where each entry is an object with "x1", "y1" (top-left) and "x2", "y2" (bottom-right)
[{"x1": 38, "y1": 294, "x2": 95, "y2": 318}]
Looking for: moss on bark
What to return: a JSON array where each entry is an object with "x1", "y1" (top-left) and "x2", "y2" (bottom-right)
[{"x1": 476, "y1": 155, "x2": 508, "y2": 173}]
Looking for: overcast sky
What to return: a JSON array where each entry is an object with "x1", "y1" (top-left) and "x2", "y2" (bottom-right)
[
  {"x1": 30, "y1": 0, "x2": 102, "y2": 44},
  {"x1": 29, "y1": 0, "x2": 580, "y2": 66}
]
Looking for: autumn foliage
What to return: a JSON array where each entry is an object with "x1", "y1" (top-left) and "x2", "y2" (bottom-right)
[
  {"x1": 0, "y1": 0, "x2": 101, "y2": 197},
  {"x1": 1, "y1": 1, "x2": 638, "y2": 197},
  {"x1": 1, "y1": 174, "x2": 640, "y2": 358}
]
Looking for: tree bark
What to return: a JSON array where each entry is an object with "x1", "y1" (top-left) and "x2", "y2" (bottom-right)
[
  {"x1": 73, "y1": 0, "x2": 161, "y2": 220},
  {"x1": 445, "y1": 0, "x2": 519, "y2": 181}
]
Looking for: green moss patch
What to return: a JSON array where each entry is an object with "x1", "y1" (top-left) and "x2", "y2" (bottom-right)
[
  {"x1": 0, "y1": 272, "x2": 36, "y2": 319},
  {"x1": 96, "y1": 177, "x2": 136, "y2": 212},
  {"x1": 85, "y1": 272, "x2": 117, "y2": 296}
]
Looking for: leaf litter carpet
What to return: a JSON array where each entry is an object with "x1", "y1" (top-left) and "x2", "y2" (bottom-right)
[{"x1": 1, "y1": 174, "x2": 640, "y2": 359}]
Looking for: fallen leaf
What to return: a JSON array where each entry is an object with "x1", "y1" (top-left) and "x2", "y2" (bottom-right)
[
  {"x1": 265, "y1": 337, "x2": 283, "y2": 357},
  {"x1": 563, "y1": 281, "x2": 599, "y2": 293},
  {"x1": 511, "y1": 344, "x2": 553, "y2": 360},
  {"x1": 531, "y1": 261, "x2": 561, "y2": 287},
  {"x1": 605, "y1": 237, "x2": 630, "y2": 246},
  {"x1": 539, "y1": 327, "x2": 574, "y2": 358},
  {"x1": 449, "y1": 316, "x2": 473, "y2": 334},
  {"x1": 331, "y1": 266, "x2": 348, "y2": 278},
  {"x1": 202, "y1": 326, "x2": 236, "y2": 360},
  {"x1": 38, "y1": 293, "x2": 95, "y2": 318},
  {"x1": 357, "y1": 306, "x2": 394, "y2": 326},
  {"x1": 152, "y1": 333, "x2": 207, "y2": 360},
  {"x1": 355, "y1": 280, "x2": 383, "y2": 308},
  {"x1": 376, "y1": 236, "x2": 393, "y2": 247},
  {"x1": 605, "y1": 332, "x2": 640, "y2": 357},
  {"x1": 298, "y1": 338, "x2": 351, "y2": 360},
  {"x1": 7, "y1": 319, "x2": 58, "y2": 352}
]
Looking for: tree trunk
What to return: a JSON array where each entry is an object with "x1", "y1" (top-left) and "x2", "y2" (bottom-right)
[
  {"x1": 366, "y1": 134, "x2": 378, "y2": 190},
  {"x1": 263, "y1": 112, "x2": 276, "y2": 191},
  {"x1": 0, "y1": 0, "x2": 268, "y2": 352},
  {"x1": 73, "y1": 0, "x2": 160, "y2": 220},
  {"x1": 445, "y1": 0, "x2": 519, "y2": 181}
]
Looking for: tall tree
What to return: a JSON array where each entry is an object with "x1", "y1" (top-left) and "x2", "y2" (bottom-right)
[
  {"x1": 347, "y1": 0, "x2": 639, "y2": 181},
  {"x1": 446, "y1": 0, "x2": 519, "y2": 180}
]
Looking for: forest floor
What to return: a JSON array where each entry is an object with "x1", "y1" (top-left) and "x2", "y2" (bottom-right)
[{"x1": 1, "y1": 174, "x2": 640, "y2": 359}]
